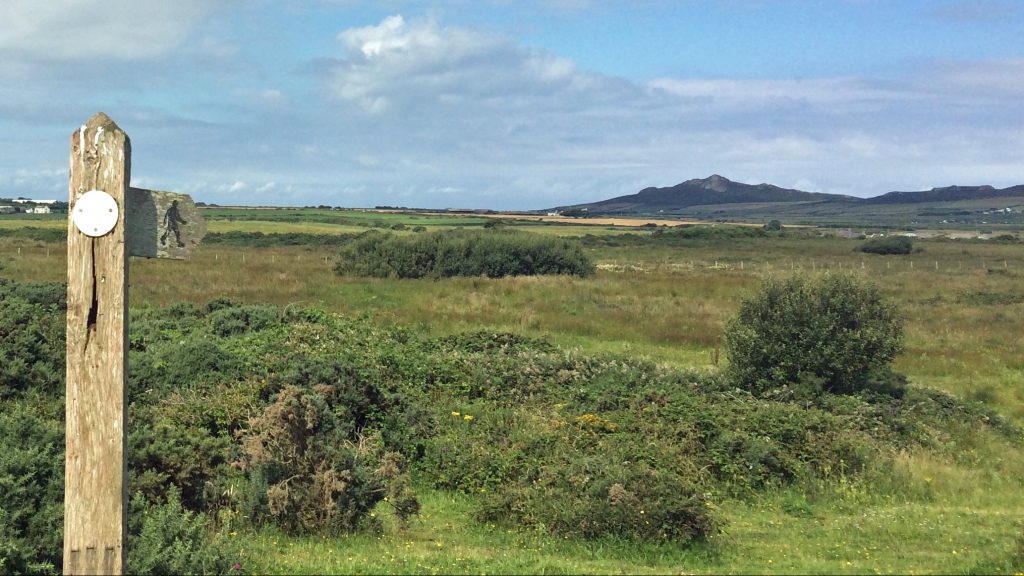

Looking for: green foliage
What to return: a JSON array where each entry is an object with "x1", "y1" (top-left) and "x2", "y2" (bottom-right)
[
  {"x1": 0, "y1": 402, "x2": 64, "y2": 575},
  {"x1": 479, "y1": 453, "x2": 716, "y2": 543},
  {"x1": 858, "y1": 235, "x2": 914, "y2": 255},
  {"x1": 129, "y1": 422, "x2": 234, "y2": 511},
  {"x1": 203, "y1": 230, "x2": 360, "y2": 247},
  {"x1": 0, "y1": 227, "x2": 67, "y2": 243},
  {"x1": 128, "y1": 336, "x2": 244, "y2": 398},
  {"x1": 334, "y1": 229, "x2": 595, "y2": 279},
  {"x1": 209, "y1": 304, "x2": 282, "y2": 336},
  {"x1": 0, "y1": 273, "x2": 1020, "y2": 568},
  {"x1": 580, "y1": 224, "x2": 775, "y2": 249},
  {"x1": 127, "y1": 487, "x2": 240, "y2": 575},
  {"x1": 0, "y1": 280, "x2": 65, "y2": 400},
  {"x1": 723, "y1": 273, "x2": 904, "y2": 396}
]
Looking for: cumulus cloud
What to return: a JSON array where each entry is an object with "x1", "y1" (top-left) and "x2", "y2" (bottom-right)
[
  {"x1": 2, "y1": 8, "x2": 1020, "y2": 209},
  {"x1": 297, "y1": 14, "x2": 1024, "y2": 207},
  {"x1": 327, "y1": 15, "x2": 633, "y2": 114}
]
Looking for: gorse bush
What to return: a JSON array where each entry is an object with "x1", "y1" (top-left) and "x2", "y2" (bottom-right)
[
  {"x1": 334, "y1": 229, "x2": 595, "y2": 278},
  {"x1": 127, "y1": 487, "x2": 239, "y2": 575},
  {"x1": 0, "y1": 280, "x2": 65, "y2": 400},
  {"x1": 858, "y1": 235, "x2": 914, "y2": 255},
  {"x1": 235, "y1": 385, "x2": 399, "y2": 534},
  {"x1": 1, "y1": 277, "x2": 1019, "y2": 570},
  {"x1": 723, "y1": 272, "x2": 904, "y2": 397},
  {"x1": 0, "y1": 403, "x2": 64, "y2": 575}
]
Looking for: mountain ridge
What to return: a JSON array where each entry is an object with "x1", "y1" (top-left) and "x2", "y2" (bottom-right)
[
  {"x1": 554, "y1": 175, "x2": 1023, "y2": 212},
  {"x1": 549, "y1": 175, "x2": 1024, "y2": 227}
]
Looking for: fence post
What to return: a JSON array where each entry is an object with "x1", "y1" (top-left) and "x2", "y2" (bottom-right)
[{"x1": 65, "y1": 113, "x2": 129, "y2": 575}]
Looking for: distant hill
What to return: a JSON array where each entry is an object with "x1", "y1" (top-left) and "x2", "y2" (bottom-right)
[
  {"x1": 559, "y1": 175, "x2": 853, "y2": 213},
  {"x1": 550, "y1": 175, "x2": 1024, "y2": 228},
  {"x1": 865, "y1": 184, "x2": 1024, "y2": 204}
]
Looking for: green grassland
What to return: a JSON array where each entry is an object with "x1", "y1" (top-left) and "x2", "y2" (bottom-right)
[{"x1": 3, "y1": 211, "x2": 1024, "y2": 574}]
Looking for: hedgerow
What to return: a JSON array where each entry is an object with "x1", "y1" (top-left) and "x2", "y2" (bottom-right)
[{"x1": 334, "y1": 229, "x2": 595, "y2": 278}]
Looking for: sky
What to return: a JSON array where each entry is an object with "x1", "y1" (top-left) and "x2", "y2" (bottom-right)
[{"x1": 1, "y1": 0, "x2": 1022, "y2": 210}]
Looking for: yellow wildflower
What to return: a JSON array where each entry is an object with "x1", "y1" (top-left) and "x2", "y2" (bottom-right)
[{"x1": 463, "y1": 414, "x2": 474, "y2": 422}]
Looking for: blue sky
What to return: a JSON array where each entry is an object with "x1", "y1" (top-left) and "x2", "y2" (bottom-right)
[{"x1": 1, "y1": 1, "x2": 1022, "y2": 209}]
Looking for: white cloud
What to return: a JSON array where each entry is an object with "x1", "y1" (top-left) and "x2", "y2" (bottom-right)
[
  {"x1": 3, "y1": 8, "x2": 1020, "y2": 209},
  {"x1": 303, "y1": 16, "x2": 1024, "y2": 206},
  {"x1": 327, "y1": 15, "x2": 627, "y2": 114},
  {"x1": 0, "y1": 0, "x2": 220, "y2": 61},
  {"x1": 219, "y1": 181, "x2": 247, "y2": 193},
  {"x1": 646, "y1": 77, "x2": 916, "y2": 111}
]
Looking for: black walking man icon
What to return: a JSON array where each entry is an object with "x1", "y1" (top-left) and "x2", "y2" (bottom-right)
[{"x1": 160, "y1": 200, "x2": 187, "y2": 248}]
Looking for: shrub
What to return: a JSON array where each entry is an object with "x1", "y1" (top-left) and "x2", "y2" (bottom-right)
[
  {"x1": 128, "y1": 338, "x2": 243, "y2": 398},
  {"x1": 234, "y1": 385, "x2": 407, "y2": 534},
  {"x1": 723, "y1": 273, "x2": 904, "y2": 396},
  {"x1": 479, "y1": 455, "x2": 716, "y2": 543},
  {"x1": 209, "y1": 304, "x2": 281, "y2": 336},
  {"x1": 0, "y1": 404, "x2": 64, "y2": 575},
  {"x1": 128, "y1": 422, "x2": 233, "y2": 511},
  {"x1": 127, "y1": 487, "x2": 240, "y2": 575},
  {"x1": 0, "y1": 282, "x2": 65, "y2": 400},
  {"x1": 858, "y1": 235, "x2": 913, "y2": 255},
  {"x1": 334, "y1": 229, "x2": 594, "y2": 279}
]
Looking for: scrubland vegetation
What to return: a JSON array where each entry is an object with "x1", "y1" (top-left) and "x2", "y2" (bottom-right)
[{"x1": 2, "y1": 209, "x2": 1023, "y2": 574}]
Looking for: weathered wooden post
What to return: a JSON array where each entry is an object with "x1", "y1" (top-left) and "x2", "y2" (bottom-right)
[
  {"x1": 64, "y1": 113, "x2": 205, "y2": 575},
  {"x1": 65, "y1": 112, "x2": 130, "y2": 575}
]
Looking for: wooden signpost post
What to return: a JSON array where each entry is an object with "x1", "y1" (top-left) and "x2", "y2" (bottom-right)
[{"x1": 64, "y1": 112, "x2": 205, "y2": 575}]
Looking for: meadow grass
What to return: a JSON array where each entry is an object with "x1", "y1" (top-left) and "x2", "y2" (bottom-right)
[
  {"x1": 4, "y1": 232, "x2": 1022, "y2": 412},
  {"x1": 0, "y1": 216, "x2": 65, "y2": 230},
  {"x1": 238, "y1": 490, "x2": 717, "y2": 575},
  {"x1": 236, "y1": 471, "x2": 1024, "y2": 575},
  {"x1": 5, "y1": 220, "x2": 1024, "y2": 574},
  {"x1": 200, "y1": 207, "x2": 492, "y2": 227}
]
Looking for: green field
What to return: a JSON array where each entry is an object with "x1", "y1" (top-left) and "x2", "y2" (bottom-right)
[{"x1": 2, "y1": 211, "x2": 1024, "y2": 574}]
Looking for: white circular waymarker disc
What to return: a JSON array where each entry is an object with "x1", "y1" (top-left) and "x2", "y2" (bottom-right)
[{"x1": 72, "y1": 190, "x2": 120, "y2": 237}]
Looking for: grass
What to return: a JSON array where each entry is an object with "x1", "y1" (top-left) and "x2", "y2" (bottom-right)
[
  {"x1": 238, "y1": 490, "x2": 713, "y2": 575},
  {"x1": 200, "y1": 207, "x2": 493, "y2": 228},
  {"x1": 234, "y1": 473, "x2": 1024, "y2": 575},
  {"x1": 5, "y1": 233, "x2": 1023, "y2": 407},
  {"x1": 5, "y1": 216, "x2": 1024, "y2": 574}
]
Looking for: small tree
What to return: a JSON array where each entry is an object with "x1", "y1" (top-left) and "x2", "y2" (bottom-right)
[{"x1": 723, "y1": 273, "x2": 903, "y2": 397}]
